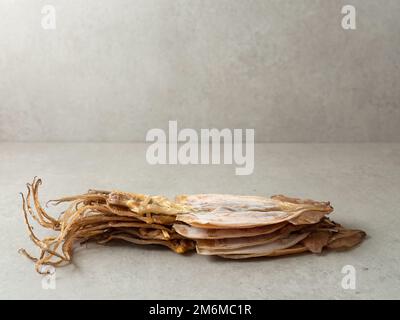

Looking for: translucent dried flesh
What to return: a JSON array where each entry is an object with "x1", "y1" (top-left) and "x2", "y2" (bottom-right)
[
  {"x1": 192, "y1": 219, "x2": 330, "y2": 252},
  {"x1": 176, "y1": 194, "x2": 332, "y2": 213},
  {"x1": 196, "y1": 230, "x2": 290, "y2": 251},
  {"x1": 217, "y1": 222, "x2": 366, "y2": 259},
  {"x1": 201, "y1": 233, "x2": 311, "y2": 256},
  {"x1": 172, "y1": 222, "x2": 287, "y2": 239},
  {"x1": 175, "y1": 194, "x2": 333, "y2": 229}
]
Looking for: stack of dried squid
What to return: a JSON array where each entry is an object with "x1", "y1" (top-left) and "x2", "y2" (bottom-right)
[
  {"x1": 173, "y1": 194, "x2": 365, "y2": 258},
  {"x1": 20, "y1": 178, "x2": 365, "y2": 273}
]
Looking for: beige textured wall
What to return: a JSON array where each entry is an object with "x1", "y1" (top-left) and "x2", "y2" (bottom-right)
[{"x1": 0, "y1": 0, "x2": 399, "y2": 142}]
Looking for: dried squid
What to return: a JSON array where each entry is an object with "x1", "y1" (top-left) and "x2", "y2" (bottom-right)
[{"x1": 19, "y1": 178, "x2": 366, "y2": 273}]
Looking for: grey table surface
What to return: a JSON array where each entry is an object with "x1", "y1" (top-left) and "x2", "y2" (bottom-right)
[{"x1": 0, "y1": 143, "x2": 399, "y2": 299}]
